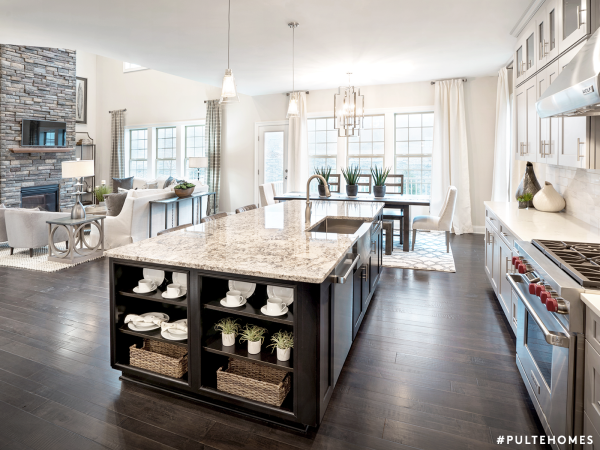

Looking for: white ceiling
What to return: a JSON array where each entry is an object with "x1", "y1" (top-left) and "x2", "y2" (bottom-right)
[{"x1": 0, "y1": 0, "x2": 528, "y2": 96}]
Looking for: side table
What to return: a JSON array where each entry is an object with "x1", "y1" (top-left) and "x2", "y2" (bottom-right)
[{"x1": 47, "y1": 215, "x2": 105, "y2": 264}]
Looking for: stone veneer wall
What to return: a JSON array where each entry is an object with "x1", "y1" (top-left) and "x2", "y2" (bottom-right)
[
  {"x1": 545, "y1": 165, "x2": 600, "y2": 231},
  {"x1": 0, "y1": 45, "x2": 76, "y2": 209}
]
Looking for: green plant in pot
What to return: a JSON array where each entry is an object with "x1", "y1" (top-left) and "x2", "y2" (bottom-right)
[
  {"x1": 517, "y1": 193, "x2": 534, "y2": 209},
  {"x1": 341, "y1": 166, "x2": 361, "y2": 197},
  {"x1": 267, "y1": 330, "x2": 294, "y2": 361},
  {"x1": 94, "y1": 185, "x2": 110, "y2": 206},
  {"x1": 371, "y1": 166, "x2": 391, "y2": 198},
  {"x1": 214, "y1": 317, "x2": 241, "y2": 347},
  {"x1": 239, "y1": 324, "x2": 268, "y2": 354},
  {"x1": 174, "y1": 181, "x2": 195, "y2": 198},
  {"x1": 313, "y1": 166, "x2": 332, "y2": 197}
]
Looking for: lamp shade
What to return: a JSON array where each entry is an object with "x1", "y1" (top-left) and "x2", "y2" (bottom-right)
[
  {"x1": 189, "y1": 156, "x2": 209, "y2": 168},
  {"x1": 220, "y1": 69, "x2": 239, "y2": 103},
  {"x1": 62, "y1": 159, "x2": 94, "y2": 178}
]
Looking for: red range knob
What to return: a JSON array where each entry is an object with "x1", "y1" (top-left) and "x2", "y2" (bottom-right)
[
  {"x1": 512, "y1": 256, "x2": 520, "y2": 266},
  {"x1": 535, "y1": 285, "x2": 546, "y2": 297},
  {"x1": 540, "y1": 291, "x2": 550, "y2": 304},
  {"x1": 529, "y1": 284, "x2": 538, "y2": 295},
  {"x1": 518, "y1": 265, "x2": 527, "y2": 274},
  {"x1": 546, "y1": 298, "x2": 558, "y2": 312}
]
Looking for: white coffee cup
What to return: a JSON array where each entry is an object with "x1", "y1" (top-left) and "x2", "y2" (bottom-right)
[
  {"x1": 226, "y1": 290, "x2": 244, "y2": 307},
  {"x1": 166, "y1": 284, "x2": 183, "y2": 298},
  {"x1": 266, "y1": 297, "x2": 285, "y2": 314},
  {"x1": 138, "y1": 279, "x2": 156, "y2": 293}
]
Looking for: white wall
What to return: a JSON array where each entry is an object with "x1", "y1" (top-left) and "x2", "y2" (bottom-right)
[{"x1": 75, "y1": 51, "x2": 97, "y2": 141}]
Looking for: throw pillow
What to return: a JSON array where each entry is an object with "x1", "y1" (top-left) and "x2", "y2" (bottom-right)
[
  {"x1": 104, "y1": 192, "x2": 128, "y2": 217},
  {"x1": 146, "y1": 181, "x2": 159, "y2": 189},
  {"x1": 117, "y1": 187, "x2": 130, "y2": 193},
  {"x1": 163, "y1": 176, "x2": 174, "y2": 189},
  {"x1": 112, "y1": 176, "x2": 134, "y2": 193}
]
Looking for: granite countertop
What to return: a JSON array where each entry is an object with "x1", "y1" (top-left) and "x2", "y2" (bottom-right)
[
  {"x1": 484, "y1": 201, "x2": 600, "y2": 243},
  {"x1": 105, "y1": 200, "x2": 385, "y2": 283},
  {"x1": 581, "y1": 293, "x2": 600, "y2": 318}
]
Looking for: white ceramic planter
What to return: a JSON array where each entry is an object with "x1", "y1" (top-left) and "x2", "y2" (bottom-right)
[
  {"x1": 248, "y1": 340, "x2": 261, "y2": 354},
  {"x1": 533, "y1": 182, "x2": 566, "y2": 212},
  {"x1": 222, "y1": 333, "x2": 235, "y2": 347},
  {"x1": 277, "y1": 348, "x2": 291, "y2": 361}
]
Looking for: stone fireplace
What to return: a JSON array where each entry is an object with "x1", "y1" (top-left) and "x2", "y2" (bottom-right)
[
  {"x1": 20, "y1": 184, "x2": 60, "y2": 212},
  {"x1": 0, "y1": 45, "x2": 77, "y2": 210}
]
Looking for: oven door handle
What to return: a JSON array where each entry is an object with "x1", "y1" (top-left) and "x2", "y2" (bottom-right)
[{"x1": 507, "y1": 274, "x2": 570, "y2": 348}]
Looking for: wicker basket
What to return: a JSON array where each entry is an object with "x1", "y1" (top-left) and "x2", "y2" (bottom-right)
[
  {"x1": 217, "y1": 358, "x2": 291, "y2": 407},
  {"x1": 129, "y1": 339, "x2": 188, "y2": 379}
]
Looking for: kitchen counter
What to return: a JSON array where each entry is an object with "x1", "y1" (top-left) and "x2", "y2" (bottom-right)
[
  {"x1": 582, "y1": 293, "x2": 600, "y2": 318},
  {"x1": 484, "y1": 201, "x2": 600, "y2": 243},
  {"x1": 106, "y1": 200, "x2": 384, "y2": 283}
]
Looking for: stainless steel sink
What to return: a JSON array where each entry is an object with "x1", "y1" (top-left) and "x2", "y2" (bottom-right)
[{"x1": 308, "y1": 218, "x2": 366, "y2": 234}]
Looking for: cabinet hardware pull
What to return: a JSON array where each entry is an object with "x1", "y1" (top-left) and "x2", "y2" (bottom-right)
[
  {"x1": 577, "y1": 138, "x2": 585, "y2": 161},
  {"x1": 506, "y1": 256, "x2": 511, "y2": 274},
  {"x1": 328, "y1": 254, "x2": 361, "y2": 284},
  {"x1": 540, "y1": 140, "x2": 550, "y2": 157}
]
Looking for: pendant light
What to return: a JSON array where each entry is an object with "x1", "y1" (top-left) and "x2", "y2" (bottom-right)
[
  {"x1": 220, "y1": 0, "x2": 239, "y2": 103},
  {"x1": 334, "y1": 73, "x2": 364, "y2": 137},
  {"x1": 286, "y1": 22, "x2": 300, "y2": 118}
]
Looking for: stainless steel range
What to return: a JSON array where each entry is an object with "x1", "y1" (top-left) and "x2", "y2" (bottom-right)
[{"x1": 508, "y1": 240, "x2": 600, "y2": 450}]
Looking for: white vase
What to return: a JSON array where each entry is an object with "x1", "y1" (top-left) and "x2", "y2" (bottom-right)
[
  {"x1": 248, "y1": 340, "x2": 261, "y2": 354},
  {"x1": 277, "y1": 348, "x2": 291, "y2": 361},
  {"x1": 532, "y1": 182, "x2": 566, "y2": 212},
  {"x1": 222, "y1": 333, "x2": 235, "y2": 347}
]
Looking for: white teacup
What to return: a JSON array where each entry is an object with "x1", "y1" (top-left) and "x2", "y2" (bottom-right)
[
  {"x1": 138, "y1": 279, "x2": 156, "y2": 293},
  {"x1": 166, "y1": 284, "x2": 183, "y2": 298},
  {"x1": 226, "y1": 290, "x2": 245, "y2": 307},
  {"x1": 266, "y1": 297, "x2": 286, "y2": 314}
]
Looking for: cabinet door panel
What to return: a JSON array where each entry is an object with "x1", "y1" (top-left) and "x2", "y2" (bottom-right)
[
  {"x1": 485, "y1": 225, "x2": 494, "y2": 284},
  {"x1": 498, "y1": 238, "x2": 513, "y2": 320},
  {"x1": 515, "y1": 85, "x2": 528, "y2": 161},
  {"x1": 537, "y1": 62, "x2": 560, "y2": 165},
  {"x1": 558, "y1": 0, "x2": 589, "y2": 53},
  {"x1": 526, "y1": 80, "x2": 538, "y2": 162}
]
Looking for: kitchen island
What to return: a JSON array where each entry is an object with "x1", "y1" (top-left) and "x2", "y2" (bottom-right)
[{"x1": 106, "y1": 200, "x2": 384, "y2": 429}]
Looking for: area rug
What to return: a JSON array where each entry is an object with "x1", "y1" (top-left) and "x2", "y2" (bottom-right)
[
  {"x1": 0, "y1": 242, "x2": 104, "y2": 272},
  {"x1": 382, "y1": 230, "x2": 456, "y2": 272}
]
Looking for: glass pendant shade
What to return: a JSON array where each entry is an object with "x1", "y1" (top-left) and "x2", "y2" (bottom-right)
[
  {"x1": 220, "y1": 69, "x2": 239, "y2": 103},
  {"x1": 334, "y1": 80, "x2": 364, "y2": 137},
  {"x1": 287, "y1": 92, "x2": 299, "y2": 118}
]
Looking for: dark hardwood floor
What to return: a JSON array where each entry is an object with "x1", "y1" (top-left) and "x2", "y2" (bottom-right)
[{"x1": 0, "y1": 234, "x2": 547, "y2": 449}]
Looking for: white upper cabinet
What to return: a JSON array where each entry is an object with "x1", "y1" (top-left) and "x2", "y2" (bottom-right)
[
  {"x1": 558, "y1": 0, "x2": 589, "y2": 52},
  {"x1": 515, "y1": 77, "x2": 538, "y2": 162},
  {"x1": 516, "y1": 21, "x2": 537, "y2": 81},
  {"x1": 536, "y1": 0, "x2": 560, "y2": 66},
  {"x1": 537, "y1": 61, "x2": 560, "y2": 165},
  {"x1": 558, "y1": 41, "x2": 588, "y2": 168}
]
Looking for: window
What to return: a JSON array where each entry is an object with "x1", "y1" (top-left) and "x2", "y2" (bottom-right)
[
  {"x1": 129, "y1": 129, "x2": 148, "y2": 178},
  {"x1": 394, "y1": 112, "x2": 433, "y2": 196},
  {"x1": 347, "y1": 115, "x2": 384, "y2": 191},
  {"x1": 123, "y1": 62, "x2": 147, "y2": 73},
  {"x1": 185, "y1": 125, "x2": 205, "y2": 180},
  {"x1": 156, "y1": 127, "x2": 177, "y2": 177},
  {"x1": 308, "y1": 118, "x2": 337, "y2": 193}
]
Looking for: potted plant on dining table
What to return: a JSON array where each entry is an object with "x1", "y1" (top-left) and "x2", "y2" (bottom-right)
[
  {"x1": 313, "y1": 166, "x2": 332, "y2": 197},
  {"x1": 341, "y1": 165, "x2": 360, "y2": 197},
  {"x1": 371, "y1": 166, "x2": 392, "y2": 198}
]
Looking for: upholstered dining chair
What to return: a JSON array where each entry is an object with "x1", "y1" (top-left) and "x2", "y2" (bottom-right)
[
  {"x1": 157, "y1": 223, "x2": 193, "y2": 236},
  {"x1": 411, "y1": 186, "x2": 457, "y2": 253},
  {"x1": 201, "y1": 212, "x2": 228, "y2": 223},
  {"x1": 235, "y1": 204, "x2": 258, "y2": 214},
  {"x1": 259, "y1": 183, "x2": 276, "y2": 207}
]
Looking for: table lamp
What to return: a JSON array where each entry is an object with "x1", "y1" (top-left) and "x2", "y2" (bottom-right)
[
  {"x1": 189, "y1": 156, "x2": 208, "y2": 184},
  {"x1": 62, "y1": 159, "x2": 95, "y2": 219}
]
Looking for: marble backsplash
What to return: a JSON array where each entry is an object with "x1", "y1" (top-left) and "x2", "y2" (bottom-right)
[{"x1": 543, "y1": 165, "x2": 600, "y2": 231}]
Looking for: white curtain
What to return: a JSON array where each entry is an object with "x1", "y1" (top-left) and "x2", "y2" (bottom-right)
[
  {"x1": 491, "y1": 68, "x2": 511, "y2": 202},
  {"x1": 287, "y1": 92, "x2": 308, "y2": 192},
  {"x1": 431, "y1": 79, "x2": 473, "y2": 235}
]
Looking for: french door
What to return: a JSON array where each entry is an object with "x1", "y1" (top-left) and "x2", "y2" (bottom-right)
[{"x1": 257, "y1": 124, "x2": 288, "y2": 197}]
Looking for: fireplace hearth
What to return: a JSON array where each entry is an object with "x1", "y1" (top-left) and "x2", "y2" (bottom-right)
[{"x1": 21, "y1": 185, "x2": 60, "y2": 212}]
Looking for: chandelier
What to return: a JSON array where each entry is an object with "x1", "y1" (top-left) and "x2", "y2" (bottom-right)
[
  {"x1": 333, "y1": 73, "x2": 364, "y2": 137},
  {"x1": 220, "y1": 0, "x2": 239, "y2": 103},
  {"x1": 286, "y1": 22, "x2": 299, "y2": 118}
]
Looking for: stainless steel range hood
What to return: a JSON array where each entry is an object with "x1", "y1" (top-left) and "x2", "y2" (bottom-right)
[{"x1": 536, "y1": 28, "x2": 600, "y2": 118}]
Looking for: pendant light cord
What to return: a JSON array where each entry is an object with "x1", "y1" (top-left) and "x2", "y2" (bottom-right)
[
  {"x1": 227, "y1": 0, "x2": 231, "y2": 69},
  {"x1": 292, "y1": 25, "x2": 295, "y2": 92}
]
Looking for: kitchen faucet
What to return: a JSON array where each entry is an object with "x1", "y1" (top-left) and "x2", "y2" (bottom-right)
[{"x1": 306, "y1": 174, "x2": 331, "y2": 224}]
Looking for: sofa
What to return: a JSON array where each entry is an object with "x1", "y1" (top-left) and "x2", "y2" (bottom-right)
[{"x1": 5, "y1": 209, "x2": 70, "y2": 257}]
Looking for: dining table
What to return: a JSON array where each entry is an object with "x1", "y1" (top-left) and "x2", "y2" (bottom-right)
[{"x1": 273, "y1": 192, "x2": 431, "y2": 252}]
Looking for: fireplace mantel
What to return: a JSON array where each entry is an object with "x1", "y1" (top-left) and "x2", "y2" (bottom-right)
[{"x1": 10, "y1": 147, "x2": 74, "y2": 154}]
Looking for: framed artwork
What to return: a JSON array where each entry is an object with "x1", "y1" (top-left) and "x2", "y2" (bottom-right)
[{"x1": 76, "y1": 77, "x2": 87, "y2": 124}]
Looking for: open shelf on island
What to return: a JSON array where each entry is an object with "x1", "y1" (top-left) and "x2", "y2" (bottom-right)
[
  {"x1": 116, "y1": 362, "x2": 189, "y2": 387},
  {"x1": 203, "y1": 337, "x2": 293, "y2": 372},
  {"x1": 198, "y1": 385, "x2": 294, "y2": 415},
  {"x1": 118, "y1": 324, "x2": 188, "y2": 348},
  {"x1": 119, "y1": 288, "x2": 188, "y2": 306},
  {"x1": 204, "y1": 299, "x2": 293, "y2": 325}
]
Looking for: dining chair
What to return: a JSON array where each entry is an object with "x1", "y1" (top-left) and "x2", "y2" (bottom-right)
[
  {"x1": 235, "y1": 204, "x2": 258, "y2": 214},
  {"x1": 328, "y1": 174, "x2": 341, "y2": 193},
  {"x1": 411, "y1": 185, "x2": 457, "y2": 252},
  {"x1": 201, "y1": 212, "x2": 228, "y2": 223},
  {"x1": 157, "y1": 223, "x2": 193, "y2": 236},
  {"x1": 259, "y1": 183, "x2": 276, "y2": 206},
  {"x1": 382, "y1": 174, "x2": 404, "y2": 247},
  {"x1": 357, "y1": 174, "x2": 372, "y2": 194}
]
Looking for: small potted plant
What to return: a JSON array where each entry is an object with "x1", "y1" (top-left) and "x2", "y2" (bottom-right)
[
  {"x1": 371, "y1": 166, "x2": 391, "y2": 198},
  {"x1": 267, "y1": 330, "x2": 294, "y2": 361},
  {"x1": 174, "y1": 181, "x2": 196, "y2": 198},
  {"x1": 214, "y1": 317, "x2": 241, "y2": 347},
  {"x1": 341, "y1": 166, "x2": 360, "y2": 197},
  {"x1": 239, "y1": 324, "x2": 268, "y2": 354},
  {"x1": 517, "y1": 193, "x2": 534, "y2": 209},
  {"x1": 313, "y1": 166, "x2": 332, "y2": 197},
  {"x1": 94, "y1": 184, "x2": 110, "y2": 206}
]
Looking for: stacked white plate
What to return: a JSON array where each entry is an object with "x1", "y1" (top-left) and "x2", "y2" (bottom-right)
[
  {"x1": 267, "y1": 285, "x2": 294, "y2": 306},
  {"x1": 127, "y1": 312, "x2": 169, "y2": 331},
  {"x1": 161, "y1": 319, "x2": 188, "y2": 341}
]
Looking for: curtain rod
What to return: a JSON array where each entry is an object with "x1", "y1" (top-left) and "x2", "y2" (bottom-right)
[
  {"x1": 108, "y1": 109, "x2": 127, "y2": 113},
  {"x1": 431, "y1": 79, "x2": 467, "y2": 85}
]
